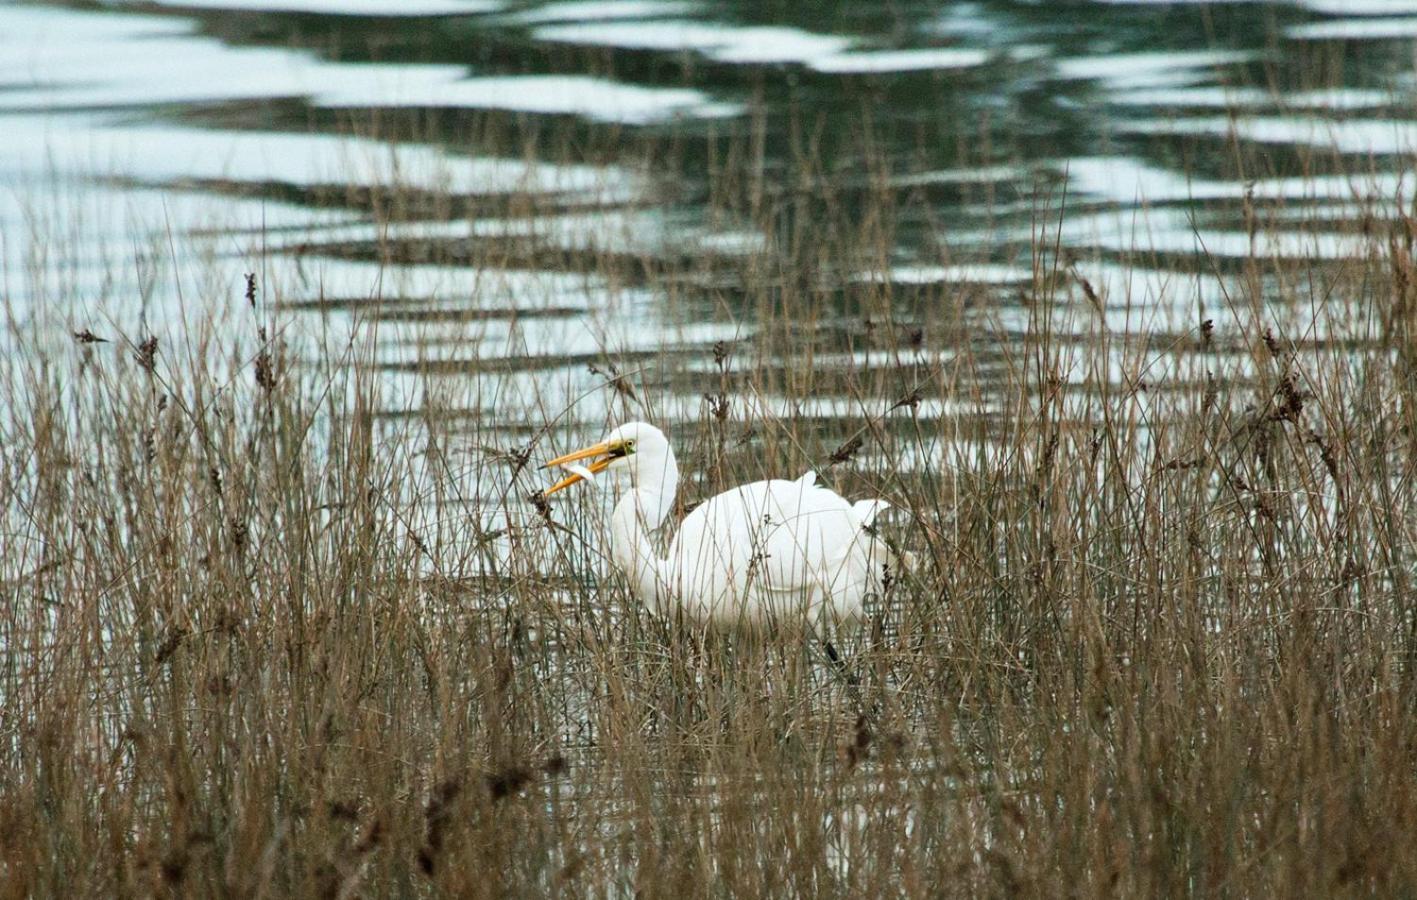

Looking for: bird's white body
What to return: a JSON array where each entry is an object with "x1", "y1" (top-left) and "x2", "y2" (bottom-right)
[
  {"x1": 650, "y1": 472, "x2": 891, "y2": 625},
  {"x1": 545, "y1": 422, "x2": 894, "y2": 628}
]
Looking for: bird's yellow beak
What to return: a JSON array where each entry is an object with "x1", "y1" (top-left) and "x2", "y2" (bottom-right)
[{"x1": 541, "y1": 440, "x2": 619, "y2": 496}]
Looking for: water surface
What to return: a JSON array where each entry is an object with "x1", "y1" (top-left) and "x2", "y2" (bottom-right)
[{"x1": 1, "y1": 0, "x2": 1409, "y2": 479}]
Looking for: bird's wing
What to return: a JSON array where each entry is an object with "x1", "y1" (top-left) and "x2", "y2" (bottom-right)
[
  {"x1": 850, "y1": 498, "x2": 891, "y2": 528},
  {"x1": 796, "y1": 472, "x2": 887, "y2": 528},
  {"x1": 751, "y1": 479, "x2": 889, "y2": 603},
  {"x1": 666, "y1": 475, "x2": 892, "y2": 624}
]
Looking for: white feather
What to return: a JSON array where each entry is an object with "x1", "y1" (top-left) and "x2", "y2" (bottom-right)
[{"x1": 555, "y1": 422, "x2": 898, "y2": 629}]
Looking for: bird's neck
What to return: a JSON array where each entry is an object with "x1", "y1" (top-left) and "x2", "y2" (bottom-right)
[{"x1": 609, "y1": 464, "x2": 677, "y2": 614}]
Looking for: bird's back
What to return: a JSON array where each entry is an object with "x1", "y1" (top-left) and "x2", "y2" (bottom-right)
[{"x1": 664, "y1": 471, "x2": 891, "y2": 626}]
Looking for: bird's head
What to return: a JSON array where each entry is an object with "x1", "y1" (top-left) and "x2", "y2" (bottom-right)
[{"x1": 541, "y1": 421, "x2": 671, "y2": 496}]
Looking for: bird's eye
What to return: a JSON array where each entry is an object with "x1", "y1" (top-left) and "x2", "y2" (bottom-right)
[{"x1": 624, "y1": 440, "x2": 637, "y2": 454}]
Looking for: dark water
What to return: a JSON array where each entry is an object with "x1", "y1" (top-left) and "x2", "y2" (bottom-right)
[{"x1": 1, "y1": 0, "x2": 1410, "y2": 456}]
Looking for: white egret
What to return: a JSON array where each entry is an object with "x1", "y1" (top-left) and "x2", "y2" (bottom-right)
[{"x1": 542, "y1": 422, "x2": 898, "y2": 628}]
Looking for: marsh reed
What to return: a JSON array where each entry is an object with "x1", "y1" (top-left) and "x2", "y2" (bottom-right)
[{"x1": 2, "y1": 105, "x2": 1417, "y2": 898}]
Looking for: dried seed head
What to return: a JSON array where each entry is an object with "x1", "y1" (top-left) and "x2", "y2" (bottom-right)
[
  {"x1": 1262, "y1": 328, "x2": 1282, "y2": 358},
  {"x1": 1202, "y1": 371, "x2": 1219, "y2": 417},
  {"x1": 155, "y1": 627, "x2": 187, "y2": 665},
  {"x1": 1309, "y1": 429, "x2": 1340, "y2": 481},
  {"x1": 1160, "y1": 456, "x2": 1204, "y2": 472},
  {"x1": 704, "y1": 393, "x2": 730, "y2": 420},
  {"x1": 841, "y1": 714, "x2": 873, "y2": 769},
  {"x1": 418, "y1": 777, "x2": 462, "y2": 876},
  {"x1": 160, "y1": 851, "x2": 187, "y2": 886},
  {"x1": 1274, "y1": 372, "x2": 1305, "y2": 424},
  {"x1": 610, "y1": 375, "x2": 637, "y2": 400},
  {"x1": 1078, "y1": 274, "x2": 1103, "y2": 313},
  {"x1": 830, "y1": 435, "x2": 864, "y2": 465},
  {"x1": 890, "y1": 389, "x2": 923, "y2": 412},
  {"x1": 506, "y1": 444, "x2": 532, "y2": 477},
  {"x1": 529, "y1": 490, "x2": 554, "y2": 525},
  {"x1": 135, "y1": 336, "x2": 158, "y2": 372},
  {"x1": 254, "y1": 351, "x2": 276, "y2": 392},
  {"x1": 486, "y1": 766, "x2": 533, "y2": 801},
  {"x1": 229, "y1": 517, "x2": 248, "y2": 553}
]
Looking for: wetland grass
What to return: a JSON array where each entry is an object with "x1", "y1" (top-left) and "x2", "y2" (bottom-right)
[{"x1": 2, "y1": 118, "x2": 1417, "y2": 897}]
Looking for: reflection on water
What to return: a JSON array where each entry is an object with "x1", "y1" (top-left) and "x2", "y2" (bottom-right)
[
  {"x1": 143, "y1": 0, "x2": 504, "y2": 13},
  {"x1": 529, "y1": 18, "x2": 855, "y2": 63},
  {"x1": 1, "y1": 0, "x2": 1412, "y2": 446}
]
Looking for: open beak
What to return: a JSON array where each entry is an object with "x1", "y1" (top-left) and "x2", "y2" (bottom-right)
[{"x1": 541, "y1": 441, "x2": 619, "y2": 496}]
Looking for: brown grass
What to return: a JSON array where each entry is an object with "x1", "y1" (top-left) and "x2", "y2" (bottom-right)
[{"x1": 2, "y1": 108, "x2": 1416, "y2": 898}]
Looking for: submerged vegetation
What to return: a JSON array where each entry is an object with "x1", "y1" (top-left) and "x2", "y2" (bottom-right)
[{"x1": 4, "y1": 1, "x2": 1417, "y2": 895}]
